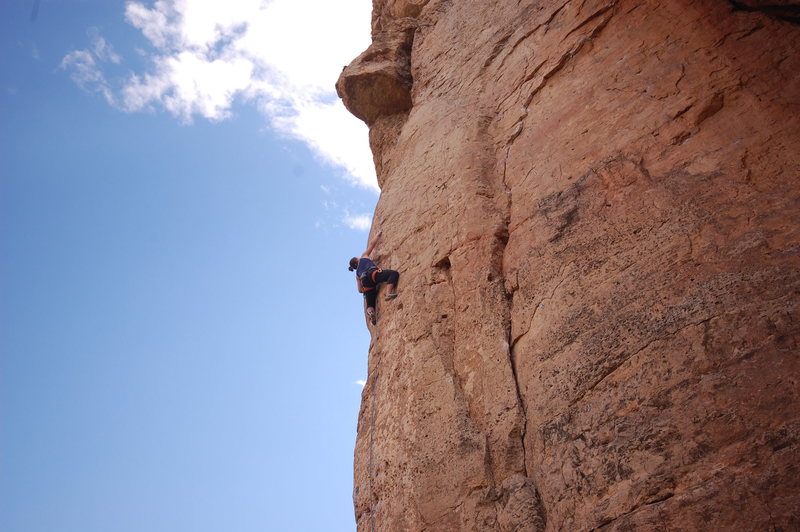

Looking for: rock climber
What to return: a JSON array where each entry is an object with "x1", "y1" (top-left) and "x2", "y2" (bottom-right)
[{"x1": 349, "y1": 230, "x2": 399, "y2": 325}]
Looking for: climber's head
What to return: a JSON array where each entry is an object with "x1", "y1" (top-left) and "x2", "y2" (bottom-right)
[{"x1": 348, "y1": 257, "x2": 359, "y2": 271}]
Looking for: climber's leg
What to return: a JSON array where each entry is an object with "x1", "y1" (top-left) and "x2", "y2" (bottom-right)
[
  {"x1": 364, "y1": 289, "x2": 378, "y2": 325},
  {"x1": 377, "y1": 270, "x2": 400, "y2": 299}
]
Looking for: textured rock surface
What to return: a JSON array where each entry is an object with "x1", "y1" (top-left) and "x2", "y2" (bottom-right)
[{"x1": 339, "y1": 0, "x2": 800, "y2": 530}]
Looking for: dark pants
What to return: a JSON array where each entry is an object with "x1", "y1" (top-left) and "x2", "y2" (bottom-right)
[{"x1": 363, "y1": 269, "x2": 400, "y2": 309}]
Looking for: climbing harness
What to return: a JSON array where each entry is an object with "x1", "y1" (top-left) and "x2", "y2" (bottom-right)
[{"x1": 360, "y1": 267, "x2": 383, "y2": 290}]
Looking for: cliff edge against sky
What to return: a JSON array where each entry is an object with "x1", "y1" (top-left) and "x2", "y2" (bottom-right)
[{"x1": 337, "y1": 1, "x2": 800, "y2": 529}]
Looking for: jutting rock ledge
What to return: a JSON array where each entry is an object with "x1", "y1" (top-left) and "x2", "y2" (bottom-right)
[{"x1": 337, "y1": 0, "x2": 800, "y2": 530}]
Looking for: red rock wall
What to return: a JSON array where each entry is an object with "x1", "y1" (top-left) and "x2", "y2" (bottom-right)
[{"x1": 337, "y1": 1, "x2": 800, "y2": 529}]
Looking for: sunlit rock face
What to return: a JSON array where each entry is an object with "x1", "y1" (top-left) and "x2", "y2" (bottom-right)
[{"x1": 338, "y1": 0, "x2": 800, "y2": 530}]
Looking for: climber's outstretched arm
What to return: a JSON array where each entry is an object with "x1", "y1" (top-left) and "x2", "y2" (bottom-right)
[{"x1": 361, "y1": 229, "x2": 382, "y2": 258}]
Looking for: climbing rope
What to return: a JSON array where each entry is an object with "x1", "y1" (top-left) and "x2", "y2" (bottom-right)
[
  {"x1": 365, "y1": 314, "x2": 381, "y2": 532},
  {"x1": 367, "y1": 365, "x2": 378, "y2": 532},
  {"x1": 365, "y1": 289, "x2": 385, "y2": 530}
]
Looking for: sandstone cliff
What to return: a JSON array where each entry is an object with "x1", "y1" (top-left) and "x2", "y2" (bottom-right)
[{"x1": 337, "y1": 1, "x2": 800, "y2": 530}]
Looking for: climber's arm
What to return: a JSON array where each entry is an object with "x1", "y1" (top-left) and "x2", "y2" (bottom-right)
[
  {"x1": 361, "y1": 230, "x2": 382, "y2": 258},
  {"x1": 356, "y1": 275, "x2": 365, "y2": 293}
]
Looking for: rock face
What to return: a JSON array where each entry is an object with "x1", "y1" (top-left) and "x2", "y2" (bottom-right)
[{"x1": 337, "y1": 0, "x2": 800, "y2": 530}]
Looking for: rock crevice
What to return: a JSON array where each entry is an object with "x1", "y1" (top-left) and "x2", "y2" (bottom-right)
[{"x1": 728, "y1": 0, "x2": 800, "y2": 24}]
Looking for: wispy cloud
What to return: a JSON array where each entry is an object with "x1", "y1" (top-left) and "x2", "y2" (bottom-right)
[
  {"x1": 59, "y1": 27, "x2": 122, "y2": 105},
  {"x1": 87, "y1": 27, "x2": 121, "y2": 64},
  {"x1": 355, "y1": 379, "x2": 366, "y2": 387},
  {"x1": 60, "y1": 49, "x2": 115, "y2": 105},
  {"x1": 343, "y1": 212, "x2": 372, "y2": 232},
  {"x1": 61, "y1": 0, "x2": 378, "y2": 191}
]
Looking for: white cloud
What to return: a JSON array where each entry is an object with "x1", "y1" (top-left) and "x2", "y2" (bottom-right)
[
  {"x1": 343, "y1": 212, "x2": 372, "y2": 232},
  {"x1": 60, "y1": 50, "x2": 115, "y2": 105},
  {"x1": 62, "y1": 0, "x2": 378, "y2": 192},
  {"x1": 88, "y1": 27, "x2": 122, "y2": 64},
  {"x1": 122, "y1": 50, "x2": 255, "y2": 121},
  {"x1": 355, "y1": 379, "x2": 366, "y2": 387},
  {"x1": 275, "y1": 97, "x2": 374, "y2": 188},
  {"x1": 125, "y1": 0, "x2": 178, "y2": 49},
  {"x1": 60, "y1": 27, "x2": 123, "y2": 105}
]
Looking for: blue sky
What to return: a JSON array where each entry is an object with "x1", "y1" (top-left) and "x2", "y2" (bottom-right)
[{"x1": 1, "y1": 1, "x2": 377, "y2": 531}]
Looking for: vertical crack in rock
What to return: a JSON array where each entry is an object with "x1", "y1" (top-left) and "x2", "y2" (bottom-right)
[
  {"x1": 491, "y1": 128, "x2": 548, "y2": 530},
  {"x1": 505, "y1": 289, "x2": 534, "y2": 479},
  {"x1": 501, "y1": 144, "x2": 529, "y2": 478}
]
